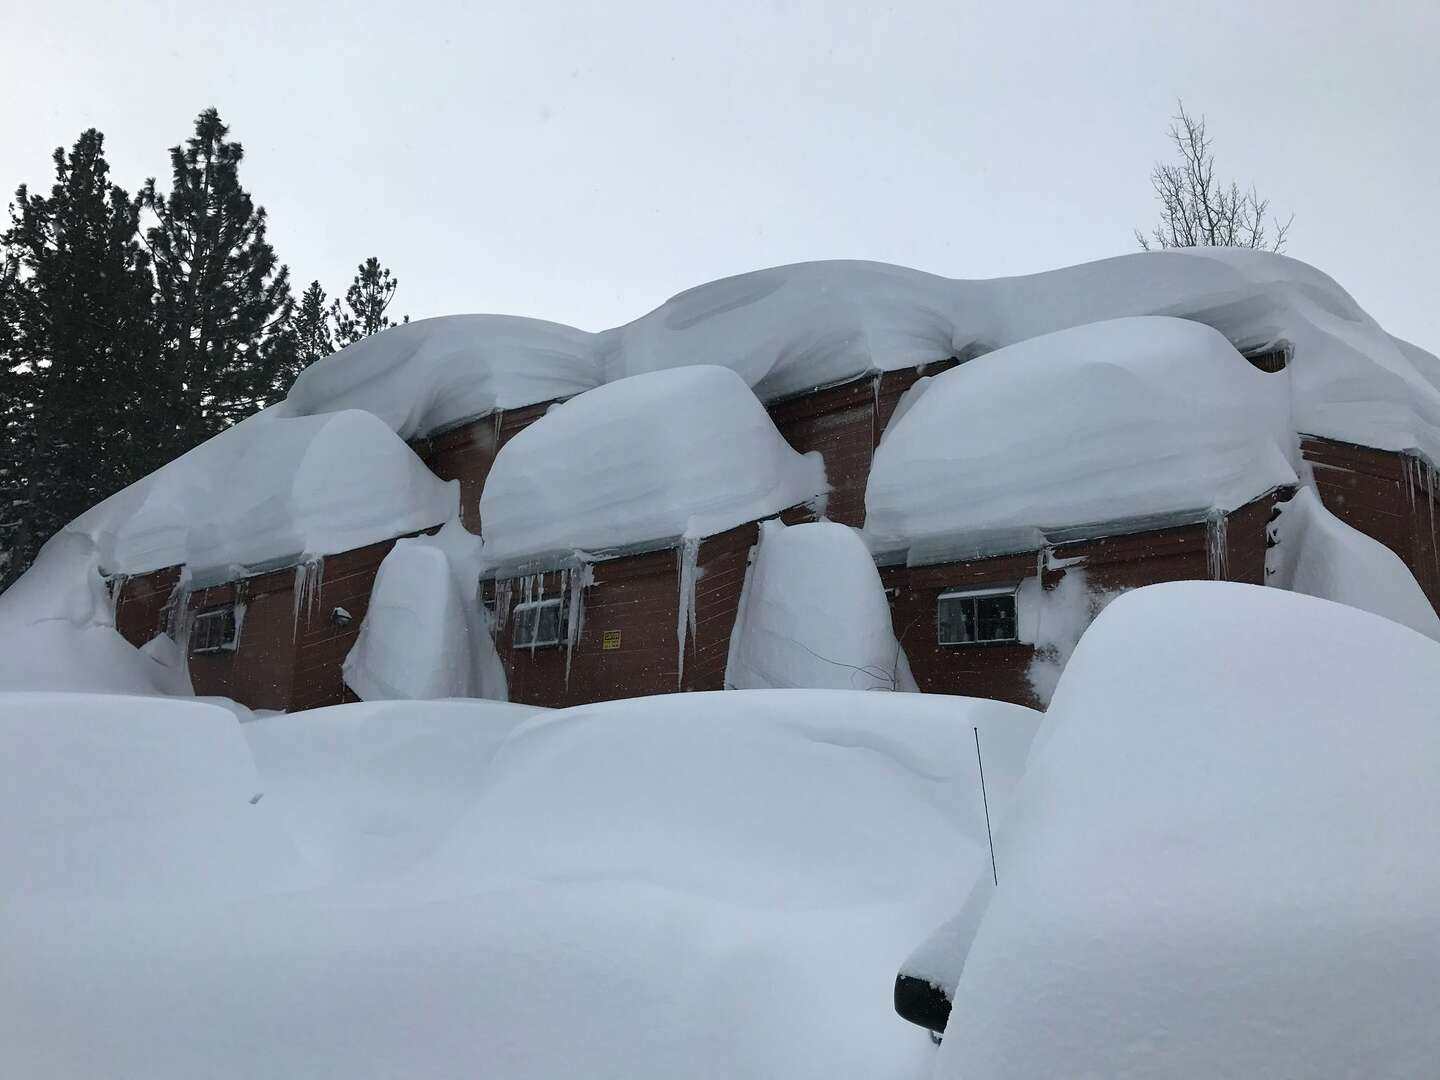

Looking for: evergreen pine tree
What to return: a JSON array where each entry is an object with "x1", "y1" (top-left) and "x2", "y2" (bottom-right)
[
  {"x1": 0, "y1": 130, "x2": 159, "y2": 590},
  {"x1": 142, "y1": 108, "x2": 293, "y2": 455},
  {"x1": 292, "y1": 279, "x2": 335, "y2": 365},
  {"x1": 331, "y1": 257, "x2": 405, "y2": 347}
]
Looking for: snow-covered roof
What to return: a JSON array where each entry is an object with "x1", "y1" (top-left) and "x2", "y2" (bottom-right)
[
  {"x1": 935, "y1": 581, "x2": 1440, "y2": 1078},
  {"x1": 479, "y1": 366, "x2": 826, "y2": 568},
  {"x1": 85, "y1": 409, "x2": 456, "y2": 579},
  {"x1": 285, "y1": 315, "x2": 602, "y2": 441},
  {"x1": 281, "y1": 251, "x2": 1440, "y2": 466},
  {"x1": 864, "y1": 316, "x2": 1299, "y2": 558}
]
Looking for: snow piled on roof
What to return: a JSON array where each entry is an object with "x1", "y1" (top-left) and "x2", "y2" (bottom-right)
[
  {"x1": 865, "y1": 316, "x2": 1298, "y2": 551},
  {"x1": 2, "y1": 689, "x2": 1039, "y2": 1078},
  {"x1": 726, "y1": 520, "x2": 915, "y2": 691},
  {"x1": 936, "y1": 581, "x2": 1440, "y2": 1078},
  {"x1": 286, "y1": 315, "x2": 602, "y2": 440},
  {"x1": 281, "y1": 252, "x2": 1440, "y2": 466},
  {"x1": 479, "y1": 366, "x2": 826, "y2": 565},
  {"x1": 83, "y1": 408, "x2": 456, "y2": 578}
]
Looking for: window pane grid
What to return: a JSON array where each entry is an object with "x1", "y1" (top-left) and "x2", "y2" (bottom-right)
[{"x1": 937, "y1": 590, "x2": 1017, "y2": 645}]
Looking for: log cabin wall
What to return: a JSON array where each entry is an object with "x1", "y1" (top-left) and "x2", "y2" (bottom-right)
[{"x1": 111, "y1": 565, "x2": 183, "y2": 648}]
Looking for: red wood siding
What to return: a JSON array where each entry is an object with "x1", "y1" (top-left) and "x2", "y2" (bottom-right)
[
  {"x1": 884, "y1": 490, "x2": 1286, "y2": 707},
  {"x1": 1301, "y1": 436, "x2": 1440, "y2": 613},
  {"x1": 411, "y1": 401, "x2": 556, "y2": 533},
  {"x1": 766, "y1": 363, "x2": 958, "y2": 527}
]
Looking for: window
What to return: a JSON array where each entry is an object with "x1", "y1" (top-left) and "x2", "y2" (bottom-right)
[
  {"x1": 191, "y1": 606, "x2": 238, "y2": 654},
  {"x1": 1243, "y1": 347, "x2": 1289, "y2": 373},
  {"x1": 512, "y1": 597, "x2": 567, "y2": 648},
  {"x1": 937, "y1": 587, "x2": 1018, "y2": 645}
]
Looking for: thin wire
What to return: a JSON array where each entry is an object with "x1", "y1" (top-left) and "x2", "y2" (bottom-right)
[{"x1": 974, "y1": 726, "x2": 998, "y2": 886}]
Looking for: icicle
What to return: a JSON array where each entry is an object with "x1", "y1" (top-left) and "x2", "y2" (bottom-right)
[
  {"x1": 564, "y1": 562, "x2": 593, "y2": 686},
  {"x1": 675, "y1": 536, "x2": 701, "y2": 688},
  {"x1": 291, "y1": 555, "x2": 326, "y2": 636},
  {"x1": 1206, "y1": 511, "x2": 1228, "y2": 580},
  {"x1": 494, "y1": 578, "x2": 514, "y2": 633}
]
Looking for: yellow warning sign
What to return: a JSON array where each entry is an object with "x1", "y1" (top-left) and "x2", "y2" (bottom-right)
[{"x1": 602, "y1": 630, "x2": 622, "y2": 650}]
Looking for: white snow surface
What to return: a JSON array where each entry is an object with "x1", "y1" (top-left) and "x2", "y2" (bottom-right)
[
  {"x1": 1267, "y1": 485, "x2": 1440, "y2": 640},
  {"x1": 727, "y1": 520, "x2": 915, "y2": 691},
  {"x1": 0, "y1": 533, "x2": 188, "y2": 695},
  {"x1": 935, "y1": 581, "x2": 1440, "y2": 1079},
  {"x1": 0, "y1": 693, "x2": 303, "y2": 901},
  {"x1": 280, "y1": 253, "x2": 1440, "y2": 465},
  {"x1": 480, "y1": 366, "x2": 826, "y2": 564},
  {"x1": 2, "y1": 689, "x2": 1040, "y2": 1080},
  {"x1": 865, "y1": 316, "x2": 1298, "y2": 549},
  {"x1": 343, "y1": 525, "x2": 509, "y2": 701},
  {"x1": 286, "y1": 315, "x2": 602, "y2": 440}
]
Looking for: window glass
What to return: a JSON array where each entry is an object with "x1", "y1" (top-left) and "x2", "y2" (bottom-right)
[
  {"x1": 937, "y1": 590, "x2": 1017, "y2": 645},
  {"x1": 513, "y1": 597, "x2": 566, "y2": 647}
]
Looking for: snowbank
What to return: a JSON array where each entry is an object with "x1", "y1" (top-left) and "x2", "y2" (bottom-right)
[
  {"x1": 2, "y1": 690, "x2": 1039, "y2": 1079},
  {"x1": 865, "y1": 317, "x2": 1297, "y2": 551},
  {"x1": 242, "y1": 698, "x2": 544, "y2": 882},
  {"x1": 286, "y1": 315, "x2": 602, "y2": 439},
  {"x1": 727, "y1": 520, "x2": 914, "y2": 691},
  {"x1": 343, "y1": 526, "x2": 508, "y2": 701},
  {"x1": 0, "y1": 692, "x2": 301, "y2": 900},
  {"x1": 480, "y1": 366, "x2": 826, "y2": 565},
  {"x1": 0, "y1": 532, "x2": 186, "y2": 694},
  {"x1": 1267, "y1": 485, "x2": 1440, "y2": 640},
  {"x1": 936, "y1": 582, "x2": 1440, "y2": 1078}
]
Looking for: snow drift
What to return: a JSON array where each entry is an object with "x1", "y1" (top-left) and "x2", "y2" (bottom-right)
[
  {"x1": 2, "y1": 689, "x2": 1040, "y2": 1080},
  {"x1": 480, "y1": 365, "x2": 826, "y2": 565},
  {"x1": 865, "y1": 316, "x2": 1298, "y2": 552},
  {"x1": 1268, "y1": 486, "x2": 1440, "y2": 641},
  {"x1": 935, "y1": 581, "x2": 1440, "y2": 1079},
  {"x1": 343, "y1": 525, "x2": 509, "y2": 701},
  {"x1": 727, "y1": 520, "x2": 915, "y2": 691}
]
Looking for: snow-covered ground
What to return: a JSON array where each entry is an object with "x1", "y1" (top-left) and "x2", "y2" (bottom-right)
[
  {"x1": 3, "y1": 583, "x2": 1438, "y2": 1076},
  {"x1": 0, "y1": 688, "x2": 1037, "y2": 1079}
]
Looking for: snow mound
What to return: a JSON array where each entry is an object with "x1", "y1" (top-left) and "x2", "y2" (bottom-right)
[
  {"x1": 865, "y1": 316, "x2": 1297, "y2": 550},
  {"x1": 480, "y1": 366, "x2": 826, "y2": 565},
  {"x1": 286, "y1": 314, "x2": 603, "y2": 440},
  {"x1": 3, "y1": 689, "x2": 1040, "y2": 1079},
  {"x1": 242, "y1": 698, "x2": 544, "y2": 882},
  {"x1": 87, "y1": 408, "x2": 456, "y2": 578},
  {"x1": 727, "y1": 520, "x2": 915, "y2": 691},
  {"x1": 343, "y1": 526, "x2": 508, "y2": 702},
  {"x1": 0, "y1": 692, "x2": 301, "y2": 900},
  {"x1": 0, "y1": 533, "x2": 184, "y2": 695},
  {"x1": 937, "y1": 581, "x2": 1440, "y2": 1079},
  {"x1": 1268, "y1": 486, "x2": 1440, "y2": 640}
]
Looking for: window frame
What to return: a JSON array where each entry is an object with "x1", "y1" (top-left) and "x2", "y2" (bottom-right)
[
  {"x1": 191, "y1": 605, "x2": 239, "y2": 655},
  {"x1": 511, "y1": 596, "x2": 568, "y2": 649},
  {"x1": 935, "y1": 585, "x2": 1020, "y2": 646}
]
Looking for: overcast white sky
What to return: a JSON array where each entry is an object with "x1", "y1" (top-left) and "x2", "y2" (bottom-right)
[{"x1": 3, "y1": 1, "x2": 1436, "y2": 348}]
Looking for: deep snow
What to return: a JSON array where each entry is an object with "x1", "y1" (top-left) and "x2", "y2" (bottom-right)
[
  {"x1": 1, "y1": 689, "x2": 1039, "y2": 1080},
  {"x1": 934, "y1": 582, "x2": 1440, "y2": 1078},
  {"x1": 865, "y1": 316, "x2": 1298, "y2": 551},
  {"x1": 479, "y1": 365, "x2": 826, "y2": 564}
]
